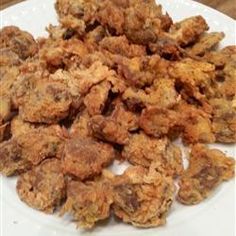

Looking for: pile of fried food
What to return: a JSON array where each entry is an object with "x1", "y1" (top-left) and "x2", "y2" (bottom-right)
[{"x1": 0, "y1": 0, "x2": 235, "y2": 229}]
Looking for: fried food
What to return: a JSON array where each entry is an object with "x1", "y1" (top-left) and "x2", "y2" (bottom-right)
[
  {"x1": 63, "y1": 136, "x2": 115, "y2": 179},
  {"x1": 89, "y1": 115, "x2": 130, "y2": 145},
  {"x1": 17, "y1": 159, "x2": 66, "y2": 213},
  {"x1": 84, "y1": 81, "x2": 111, "y2": 116},
  {"x1": 113, "y1": 165, "x2": 175, "y2": 227},
  {"x1": 0, "y1": 126, "x2": 64, "y2": 176},
  {"x1": 177, "y1": 144, "x2": 235, "y2": 205},
  {"x1": 209, "y1": 98, "x2": 236, "y2": 143},
  {"x1": 1, "y1": 0, "x2": 236, "y2": 231},
  {"x1": 0, "y1": 26, "x2": 38, "y2": 59},
  {"x1": 139, "y1": 107, "x2": 180, "y2": 138},
  {"x1": 122, "y1": 132, "x2": 183, "y2": 177},
  {"x1": 61, "y1": 174, "x2": 113, "y2": 228},
  {"x1": 19, "y1": 80, "x2": 72, "y2": 124}
]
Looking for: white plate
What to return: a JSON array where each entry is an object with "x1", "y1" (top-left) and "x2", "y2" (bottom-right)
[{"x1": 0, "y1": 1, "x2": 235, "y2": 236}]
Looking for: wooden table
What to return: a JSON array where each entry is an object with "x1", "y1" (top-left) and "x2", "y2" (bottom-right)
[{"x1": 1, "y1": 0, "x2": 236, "y2": 19}]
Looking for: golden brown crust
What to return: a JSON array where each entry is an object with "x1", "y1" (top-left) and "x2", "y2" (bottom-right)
[
  {"x1": 61, "y1": 176, "x2": 113, "y2": 228},
  {"x1": 17, "y1": 159, "x2": 66, "y2": 213},
  {"x1": 177, "y1": 144, "x2": 235, "y2": 205},
  {"x1": 63, "y1": 136, "x2": 115, "y2": 179},
  {"x1": 113, "y1": 165, "x2": 175, "y2": 227}
]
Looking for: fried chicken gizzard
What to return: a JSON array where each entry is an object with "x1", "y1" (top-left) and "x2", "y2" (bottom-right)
[{"x1": 0, "y1": 0, "x2": 235, "y2": 231}]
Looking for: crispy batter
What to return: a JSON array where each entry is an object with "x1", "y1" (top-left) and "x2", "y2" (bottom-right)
[
  {"x1": 0, "y1": 26, "x2": 38, "y2": 59},
  {"x1": 19, "y1": 80, "x2": 72, "y2": 124},
  {"x1": 113, "y1": 165, "x2": 175, "y2": 227},
  {"x1": 70, "y1": 110, "x2": 90, "y2": 137},
  {"x1": 63, "y1": 136, "x2": 115, "y2": 179},
  {"x1": 0, "y1": 139, "x2": 30, "y2": 176},
  {"x1": 84, "y1": 81, "x2": 111, "y2": 116},
  {"x1": 110, "y1": 100, "x2": 139, "y2": 131},
  {"x1": 61, "y1": 175, "x2": 113, "y2": 228},
  {"x1": 177, "y1": 103, "x2": 215, "y2": 144},
  {"x1": 187, "y1": 32, "x2": 225, "y2": 56},
  {"x1": 168, "y1": 16, "x2": 209, "y2": 46},
  {"x1": 89, "y1": 115, "x2": 130, "y2": 145},
  {"x1": 122, "y1": 78, "x2": 179, "y2": 108},
  {"x1": 17, "y1": 159, "x2": 65, "y2": 213},
  {"x1": 177, "y1": 144, "x2": 235, "y2": 205},
  {"x1": 139, "y1": 107, "x2": 180, "y2": 138},
  {"x1": 122, "y1": 132, "x2": 183, "y2": 177},
  {"x1": 99, "y1": 36, "x2": 146, "y2": 58},
  {"x1": 169, "y1": 58, "x2": 215, "y2": 100},
  {"x1": 209, "y1": 98, "x2": 236, "y2": 143}
]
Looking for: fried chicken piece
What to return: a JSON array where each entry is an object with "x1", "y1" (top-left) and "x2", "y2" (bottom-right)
[
  {"x1": 17, "y1": 126, "x2": 65, "y2": 165},
  {"x1": 122, "y1": 78, "x2": 179, "y2": 109},
  {"x1": 168, "y1": 16, "x2": 209, "y2": 46},
  {"x1": 113, "y1": 165, "x2": 175, "y2": 227},
  {"x1": 139, "y1": 107, "x2": 180, "y2": 138},
  {"x1": 17, "y1": 159, "x2": 66, "y2": 213},
  {"x1": 19, "y1": 80, "x2": 72, "y2": 124},
  {"x1": 110, "y1": 100, "x2": 139, "y2": 131},
  {"x1": 187, "y1": 32, "x2": 225, "y2": 56},
  {"x1": 63, "y1": 136, "x2": 115, "y2": 179},
  {"x1": 177, "y1": 103, "x2": 215, "y2": 144},
  {"x1": 122, "y1": 132, "x2": 183, "y2": 177},
  {"x1": 70, "y1": 110, "x2": 90, "y2": 137},
  {"x1": 84, "y1": 81, "x2": 111, "y2": 116},
  {"x1": 169, "y1": 58, "x2": 215, "y2": 100},
  {"x1": 123, "y1": 0, "x2": 172, "y2": 44},
  {"x1": 61, "y1": 175, "x2": 113, "y2": 228},
  {"x1": 209, "y1": 98, "x2": 236, "y2": 143},
  {"x1": 99, "y1": 36, "x2": 146, "y2": 58},
  {"x1": 71, "y1": 61, "x2": 116, "y2": 95},
  {"x1": 115, "y1": 55, "x2": 170, "y2": 88},
  {"x1": 0, "y1": 139, "x2": 30, "y2": 176},
  {"x1": 203, "y1": 45, "x2": 236, "y2": 68},
  {"x1": 89, "y1": 115, "x2": 129, "y2": 145},
  {"x1": 177, "y1": 144, "x2": 235, "y2": 205},
  {"x1": 0, "y1": 26, "x2": 38, "y2": 59}
]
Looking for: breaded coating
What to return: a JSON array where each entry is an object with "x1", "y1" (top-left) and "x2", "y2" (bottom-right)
[
  {"x1": 0, "y1": 96, "x2": 11, "y2": 121},
  {"x1": 122, "y1": 78, "x2": 179, "y2": 108},
  {"x1": 63, "y1": 136, "x2": 115, "y2": 179},
  {"x1": 0, "y1": 26, "x2": 38, "y2": 59},
  {"x1": 70, "y1": 111, "x2": 90, "y2": 137},
  {"x1": 168, "y1": 16, "x2": 209, "y2": 46},
  {"x1": 0, "y1": 139, "x2": 30, "y2": 176},
  {"x1": 169, "y1": 58, "x2": 215, "y2": 100},
  {"x1": 115, "y1": 55, "x2": 170, "y2": 88},
  {"x1": 187, "y1": 32, "x2": 225, "y2": 56},
  {"x1": 113, "y1": 165, "x2": 175, "y2": 227},
  {"x1": 17, "y1": 126, "x2": 65, "y2": 165},
  {"x1": 0, "y1": 125, "x2": 64, "y2": 176},
  {"x1": 177, "y1": 103, "x2": 215, "y2": 144},
  {"x1": 122, "y1": 132, "x2": 183, "y2": 177},
  {"x1": 0, "y1": 48, "x2": 21, "y2": 67},
  {"x1": 19, "y1": 80, "x2": 72, "y2": 124},
  {"x1": 84, "y1": 81, "x2": 111, "y2": 116},
  {"x1": 17, "y1": 159, "x2": 65, "y2": 213},
  {"x1": 99, "y1": 36, "x2": 146, "y2": 58},
  {"x1": 209, "y1": 98, "x2": 236, "y2": 143},
  {"x1": 177, "y1": 144, "x2": 235, "y2": 205},
  {"x1": 61, "y1": 176, "x2": 113, "y2": 228},
  {"x1": 89, "y1": 115, "x2": 129, "y2": 145},
  {"x1": 110, "y1": 100, "x2": 139, "y2": 131},
  {"x1": 139, "y1": 107, "x2": 180, "y2": 138}
]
